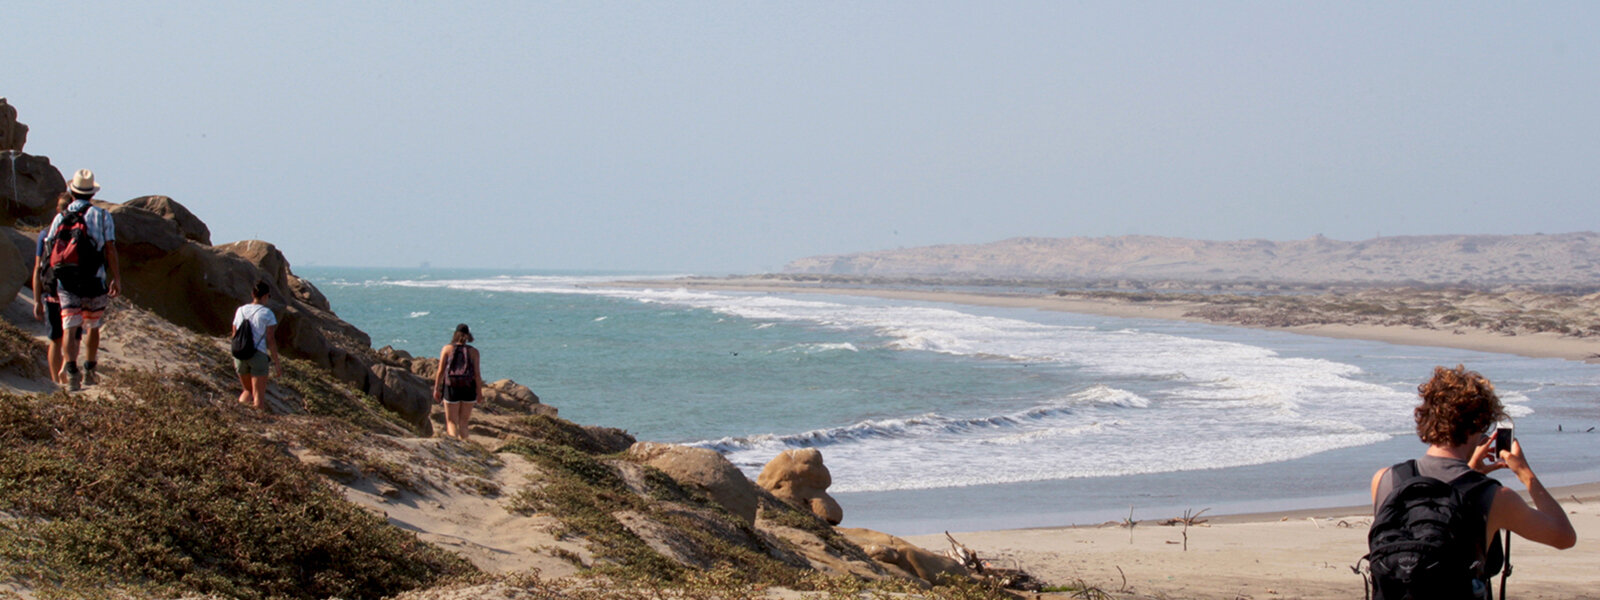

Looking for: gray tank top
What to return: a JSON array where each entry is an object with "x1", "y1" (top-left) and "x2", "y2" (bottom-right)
[{"x1": 1372, "y1": 455, "x2": 1477, "y2": 514}]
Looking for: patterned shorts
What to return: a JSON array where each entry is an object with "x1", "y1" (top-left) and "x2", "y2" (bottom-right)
[{"x1": 57, "y1": 287, "x2": 111, "y2": 330}]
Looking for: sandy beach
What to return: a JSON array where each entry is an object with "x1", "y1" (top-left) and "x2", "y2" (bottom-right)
[{"x1": 905, "y1": 482, "x2": 1600, "y2": 599}]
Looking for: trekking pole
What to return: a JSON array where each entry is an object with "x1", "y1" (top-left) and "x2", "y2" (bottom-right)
[{"x1": 1500, "y1": 530, "x2": 1512, "y2": 599}]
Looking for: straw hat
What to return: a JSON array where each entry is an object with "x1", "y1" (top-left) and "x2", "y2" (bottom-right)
[{"x1": 68, "y1": 169, "x2": 100, "y2": 195}]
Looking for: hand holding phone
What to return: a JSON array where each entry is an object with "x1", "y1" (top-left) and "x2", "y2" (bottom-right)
[{"x1": 1494, "y1": 419, "x2": 1514, "y2": 455}]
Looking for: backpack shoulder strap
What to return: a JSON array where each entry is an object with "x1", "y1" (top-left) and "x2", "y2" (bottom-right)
[
  {"x1": 1448, "y1": 470, "x2": 1500, "y2": 508},
  {"x1": 1448, "y1": 469, "x2": 1502, "y2": 578}
]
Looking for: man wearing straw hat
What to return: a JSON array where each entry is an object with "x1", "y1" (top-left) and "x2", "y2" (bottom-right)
[{"x1": 41, "y1": 169, "x2": 121, "y2": 391}]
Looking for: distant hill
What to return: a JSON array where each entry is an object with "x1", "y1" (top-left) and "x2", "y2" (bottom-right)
[{"x1": 783, "y1": 233, "x2": 1600, "y2": 285}]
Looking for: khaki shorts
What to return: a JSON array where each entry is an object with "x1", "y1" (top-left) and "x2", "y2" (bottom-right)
[{"x1": 234, "y1": 353, "x2": 272, "y2": 377}]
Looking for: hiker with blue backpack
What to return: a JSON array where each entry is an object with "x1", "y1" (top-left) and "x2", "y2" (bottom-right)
[
  {"x1": 1366, "y1": 365, "x2": 1575, "y2": 599},
  {"x1": 41, "y1": 169, "x2": 122, "y2": 391},
  {"x1": 432, "y1": 323, "x2": 482, "y2": 440},
  {"x1": 231, "y1": 281, "x2": 281, "y2": 411}
]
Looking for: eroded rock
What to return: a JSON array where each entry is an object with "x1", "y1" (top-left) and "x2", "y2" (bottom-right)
[
  {"x1": 838, "y1": 528, "x2": 969, "y2": 584},
  {"x1": 0, "y1": 228, "x2": 26, "y2": 304},
  {"x1": 756, "y1": 448, "x2": 844, "y2": 525},
  {"x1": 0, "y1": 153, "x2": 66, "y2": 226},
  {"x1": 628, "y1": 442, "x2": 760, "y2": 524},
  {"x1": 0, "y1": 98, "x2": 27, "y2": 152},
  {"x1": 123, "y1": 196, "x2": 211, "y2": 245}
]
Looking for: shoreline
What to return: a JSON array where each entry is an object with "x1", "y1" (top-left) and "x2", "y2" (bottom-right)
[{"x1": 617, "y1": 277, "x2": 1600, "y2": 364}]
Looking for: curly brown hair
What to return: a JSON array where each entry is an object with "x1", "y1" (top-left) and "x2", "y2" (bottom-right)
[{"x1": 1414, "y1": 365, "x2": 1505, "y2": 446}]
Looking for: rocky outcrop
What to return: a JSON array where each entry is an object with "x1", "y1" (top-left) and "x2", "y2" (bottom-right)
[
  {"x1": 628, "y1": 442, "x2": 761, "y2": 524},
  {"x1": 0, "y1": 228, "x2": 26, "y2": 306},
  {"x1": 0, "y1": 153, "x2": 66, "y2": 226},
  {"x1": 4, "y1": 228, "x2": 32, "y2": 278},
  {"x1": 122, "y1": 196, "x2": 211, "y2": 245},
  {"x1": 0, "y1": 98, "x2": 26, "y2": 152},
  {"x1": 96, "y1": 197, "x2": 445, "y2": 433},
  {"x1": 378, "y1": 346, "x2": 554, "y2": 422},
  {"x1": 838, "y1": 528, "x2": 968, "y2": 583},
  {"x1": 757, "y1": 448, "x2": 844, "y2": 525},
  {"x1": 482, "y1": 379, "x2": 553, "y2": 417},
  {"x1": 110, "y1": 202, "x2": 269, "y2": 334}
]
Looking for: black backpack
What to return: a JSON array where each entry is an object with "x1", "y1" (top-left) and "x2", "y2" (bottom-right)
[
  {"x1": 1366, "y1": 460, "x2": 1503, "y2": 600},
  {"x1": 444, "y1": 344, "x2": 475, "y2": 388},
  {"x1": 231, "y1": 306, "x2": 259, "y2": 360},
  {"x1": 48, "y1": 206, "x2": 106, "y2": 297}
]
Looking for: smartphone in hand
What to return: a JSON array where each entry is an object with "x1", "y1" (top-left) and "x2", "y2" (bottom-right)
[{"x1": 1494, "y1": 420, "x2": 1515, "y2": 454}]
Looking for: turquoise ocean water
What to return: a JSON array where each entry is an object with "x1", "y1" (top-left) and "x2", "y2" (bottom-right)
[{"x1": 303, "y1": 267, "x2": 1600, "y2": 535}]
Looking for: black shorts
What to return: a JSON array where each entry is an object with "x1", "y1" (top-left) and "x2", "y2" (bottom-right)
[
  {"x1": 443, "y1": 384, "x2": 478, "y2": 403},
  {"x1": 45, "y1": 301, "x2": 64, "y2": 341}
]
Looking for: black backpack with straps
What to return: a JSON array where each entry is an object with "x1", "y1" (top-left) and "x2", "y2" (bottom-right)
[
  {"x1": 1366, "y1": 460, "x2": 1503, "y2": 600},
  {"x1": 444, "y1": 344, "x2": 475, "y2": 388},
  {"x1": 231, "y1": 306, "x2": 261, "y2": 360}
]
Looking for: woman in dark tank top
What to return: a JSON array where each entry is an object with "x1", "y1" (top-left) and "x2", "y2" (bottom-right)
[{"x1": 432, "y1": 323, "x2": 482, "y2": 440}]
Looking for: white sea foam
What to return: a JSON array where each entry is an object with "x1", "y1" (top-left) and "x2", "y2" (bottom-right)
[
  {"x1": 771, "y1": 342, "x2": 859, "y2": 355},
  {"x1": 407, "y1": 311, "x2": 429, "y2": 319},
  {"x1": 369, "y1": 275, "x2": 1440, "y2": 490}
]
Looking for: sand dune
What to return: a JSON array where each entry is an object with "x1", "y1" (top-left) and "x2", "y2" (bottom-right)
[{"x1": 785, "y1": 233, "x2": 1600, "y2": 286}]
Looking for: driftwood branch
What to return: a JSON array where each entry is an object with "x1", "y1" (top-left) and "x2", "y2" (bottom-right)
[
  {"x1": 1122, "y1": 505, "x2": 1136, "y2": 544},
  {"x1": 1158, "y1": 507, "x2": 1210, "y2": 527},
  {"x1": 942, "y1": 531, "x2": 1045, "y2": 592}
]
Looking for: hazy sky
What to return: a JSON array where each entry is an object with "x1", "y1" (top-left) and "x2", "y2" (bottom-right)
[{"x1": 8, "y1": 2, "x2": 1598, "y2": 272}]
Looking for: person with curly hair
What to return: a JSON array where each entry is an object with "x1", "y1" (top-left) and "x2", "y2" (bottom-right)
[{"x1": 1368, "y1": 365, "x2": 1575, "y2": 597}]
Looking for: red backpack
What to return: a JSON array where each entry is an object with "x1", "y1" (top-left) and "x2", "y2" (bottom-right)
[{"x1": 48, "y1": 207, "x2": 106, "y2": 296}]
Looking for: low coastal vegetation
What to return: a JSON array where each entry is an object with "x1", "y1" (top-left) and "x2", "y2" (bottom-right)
[
  {"x1": 0, "y1": 374, "x2": 475, "y2": 599},
  {"x1": 0, "y1": 318, "x2": 1028, "y2": 599},
  {"x1": 1056, "y1": 286, "x2": 1600, "y2": 337},
  {"x1": 728, "y1": 273, "x2": 1600, "y2": 340}
]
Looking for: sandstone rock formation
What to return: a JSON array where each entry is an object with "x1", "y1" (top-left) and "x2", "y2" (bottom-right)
[
  {"x1": 838, "y1": 528, "x2": 969, "y2": 583},
  {"x1": 123, "y1": 196, "x2": 211, "y2": 245},
  {"x1": 0, "y1": 227, "x2": 26, "y2": 305},
  {"x1": 3, "y1": 228, "x2": 32, "y2": 276},
  {"x1": 481, "y1": 379, "x2": 552, "y2": 417},
  {"x1": 94, "y1": 197, "x2": 448, "y2": 433},
  {"x1": 0, "y1": 98, "x2": 26, "y2": 152},
  {"x1": 784, "y1": 233, "x2": 1600, "y2": 285},
  {"x1": 757, "y1": 448, "x2": 843, "y2": 525},
  {"x1": 0, "y1": 152, "x2": 67, "y2": 226},
  {"x1": 628, "y1": 442, "x2": 761, "y2": 524}
]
